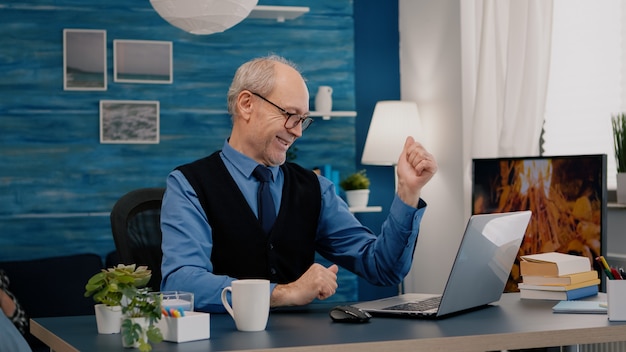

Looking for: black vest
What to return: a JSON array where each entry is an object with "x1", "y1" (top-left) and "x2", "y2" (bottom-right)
[{"x1": 176, "y1": 152, "x2": 321, "y2": 283}]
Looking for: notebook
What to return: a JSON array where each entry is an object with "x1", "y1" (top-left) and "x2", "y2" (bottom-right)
[{"x1": 353, "y1": 210, "x2": 532, "y2": 319}]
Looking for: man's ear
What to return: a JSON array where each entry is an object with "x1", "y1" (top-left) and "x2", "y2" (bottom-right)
[{"x1": 237, "y1": 90, "x2": 254, "y2": 121}]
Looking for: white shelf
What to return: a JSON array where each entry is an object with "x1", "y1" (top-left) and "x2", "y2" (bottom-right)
[
  {"x1": 349, "y1": 206, "x2": 382, "y2": 213},
  {"x1": 608, "y1": 202, "x2": 626, "y2": 209},
  {"x1": 309, "y1": 111, "x2": 357, "y2": 120},
  {"x1": 248, "y1": 5, "x2": 310, "y2": 22}
]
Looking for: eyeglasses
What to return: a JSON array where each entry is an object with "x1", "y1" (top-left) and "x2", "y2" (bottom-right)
[{"x1": 250, "y1": 92, "x2": 313, "y2": 131}]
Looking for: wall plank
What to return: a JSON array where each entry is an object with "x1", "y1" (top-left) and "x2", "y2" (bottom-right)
[{"x1": 0, "y1": 0, "x2": 356, "y2": 270}]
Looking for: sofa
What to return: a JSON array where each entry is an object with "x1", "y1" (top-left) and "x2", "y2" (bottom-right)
[{"x1": 0, "y1": 251, "x2": 118, "y2": 351}]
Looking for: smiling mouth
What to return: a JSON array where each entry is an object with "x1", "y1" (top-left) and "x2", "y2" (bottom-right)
[{"x1": 277, "y1": 136, "x2": 292, "y2": 148}]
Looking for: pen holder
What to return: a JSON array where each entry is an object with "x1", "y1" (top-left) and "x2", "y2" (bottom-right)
[{"x1": 607, "y1": 280, "x2": 626, "y2": 321}]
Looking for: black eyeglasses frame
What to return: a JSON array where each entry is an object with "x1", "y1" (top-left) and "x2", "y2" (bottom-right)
[{"x1": 250, "y1": 91, "x2": 313, "y2": 131}]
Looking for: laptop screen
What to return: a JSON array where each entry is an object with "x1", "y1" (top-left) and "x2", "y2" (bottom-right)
[{"x1": 437, "y1": 211, "x2": 531, "y2": 316}]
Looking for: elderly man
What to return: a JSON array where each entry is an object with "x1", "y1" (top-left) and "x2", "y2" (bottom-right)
[{"x1": 160, "y1": 55, "x2": 437, "y2": 312}]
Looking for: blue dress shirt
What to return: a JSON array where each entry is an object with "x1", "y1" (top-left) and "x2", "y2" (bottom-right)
[{"x1": 161, "y1": 140, "x2": 426, "y2": 312}]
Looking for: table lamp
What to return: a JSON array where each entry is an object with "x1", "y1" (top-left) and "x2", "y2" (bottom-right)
[{"x1": 361, "y1": 101, "x2": 424, "y2": 190}]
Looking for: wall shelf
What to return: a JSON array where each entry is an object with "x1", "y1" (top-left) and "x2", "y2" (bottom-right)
[
  {"x1": 349, "y1": 206, "x2": 382, "y2": 213},
  {"x1": 608, "y1": 202, "x2": 626, "y2": 209},
  {"x1": 309, "y1": 111, "x2": 357, "y2": 120},
  {"x1": 248, "y1": 5, "x2": 310, "y2": 22}
]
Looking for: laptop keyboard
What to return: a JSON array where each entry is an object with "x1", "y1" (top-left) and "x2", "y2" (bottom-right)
[{"x1": 383, "y1": 296, "x2": 441, "y2": 312}]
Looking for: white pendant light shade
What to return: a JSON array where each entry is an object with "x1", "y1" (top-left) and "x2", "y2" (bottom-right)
[{"x1": 150, "y1": 0, "x2": 259, "y2": 35}]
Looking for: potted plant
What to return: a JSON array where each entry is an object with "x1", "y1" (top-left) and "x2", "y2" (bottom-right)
[
  {"x1": 339, "y1": 169, "x2": 371, "y2": 208},
  {"x1": 612, "y1": 113, "x2": 626, "y2": 203},
  {"x1": 120, "y1": 287, "x2": 163, "y2": 351},
  {"x1": 84, "y1": 264, "x2": 152, "y2": 334}
]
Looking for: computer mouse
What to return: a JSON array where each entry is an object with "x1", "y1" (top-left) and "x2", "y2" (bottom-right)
[{"x1": 329, "y1": 305, "x2": 372, "y2": 323}]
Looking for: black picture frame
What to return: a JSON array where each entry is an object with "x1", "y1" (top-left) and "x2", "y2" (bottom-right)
[{"x1": 472, "y1": 154, "x2": 608, "y2": 292}]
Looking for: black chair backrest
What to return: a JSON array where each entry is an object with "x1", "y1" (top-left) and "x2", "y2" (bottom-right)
[{"x1": 110, "y1": 188, "x2": 165, "y2": 291}]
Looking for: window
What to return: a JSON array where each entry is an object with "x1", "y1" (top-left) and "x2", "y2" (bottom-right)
[{"x1": 542, "y1": 0, "x2": 623, "y2": 189}]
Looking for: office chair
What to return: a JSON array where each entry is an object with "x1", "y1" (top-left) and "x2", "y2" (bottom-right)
[{"x1": 110, "y1": 187, "x2": 165, "y2": 291}]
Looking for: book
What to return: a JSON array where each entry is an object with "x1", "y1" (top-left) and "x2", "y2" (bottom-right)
[
  {"x1": 522, "y1": 270, "x2": 598, "y2": 285},
  {"x1": 552, "y1": 300, "x2": 607, "y2": 314},
  {"x1": 520, "y1": 284, "x2": 598, "y2": 300},
  {"x1": 520, "y1": 252, "x2": 591, "y2": 277},
  {"x1": 518, "y1": 278, "x2": 600, "y2": 291}
]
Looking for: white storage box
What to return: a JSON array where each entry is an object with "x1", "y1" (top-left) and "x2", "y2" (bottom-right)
[
  {"x1": 157, "y1": 311, "x2": 210, "y2": 342},
  {"x1": 607, "y1": 280, "x2": 626, "y2": 321}
]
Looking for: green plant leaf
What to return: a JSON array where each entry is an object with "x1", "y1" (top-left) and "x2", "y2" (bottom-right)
[
  {"x1": 339, "y1": 169, "x2": 370, "y2": 190},
  {"x1": 613, "y1": 113, "x2": 626, "y2": 173}
]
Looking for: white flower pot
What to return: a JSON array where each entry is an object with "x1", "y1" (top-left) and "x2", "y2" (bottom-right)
[
  {"x1": 94, "y1": 304, "x2": 122, "y2": 334},
  {"x1": 617, "y1": 173, "x2": 626, "y2": 204},
  {"x1": 345, "y1": 189, "x2": 370, "y2": 208}
]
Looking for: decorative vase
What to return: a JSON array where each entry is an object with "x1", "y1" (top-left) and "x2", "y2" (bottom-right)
[
  {"x1": 121, "y1": 317, "x2": 149, "y2": 349},
  {"x1": 94, "y1": 304, "x2": 122, "y2": 334},
  {"x1": 315, "y1": 86, "x2": 333, "y2": 113},
  {"x1": 345, "y1": 189, "x2": 370, "y2": 208},
  {"x1": 617, "y1": 173, "x2": 626, "y2": 204}
]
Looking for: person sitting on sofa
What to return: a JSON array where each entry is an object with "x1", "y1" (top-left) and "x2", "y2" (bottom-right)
[{"x1": 0, "y1": 270, "x2": 32, "y2": 352}]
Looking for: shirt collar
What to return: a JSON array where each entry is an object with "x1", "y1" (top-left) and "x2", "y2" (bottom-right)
[{"x1": 221, "y1": 139, "x2": 279, "y2": 181}]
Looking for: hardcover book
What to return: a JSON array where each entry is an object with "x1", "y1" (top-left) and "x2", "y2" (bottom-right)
[
  {"x1": 518, "y1": 278, "x2": 600, "y2": 291},
  {"x1": 520, "y1": 252, "x2": 591, "y2": 277},
  {"x1": 521, "y1": 270, "x2": 598, "y2": 285},
  {"x1": 520, "y1": 284, "x2": 598, "y2": 300}
]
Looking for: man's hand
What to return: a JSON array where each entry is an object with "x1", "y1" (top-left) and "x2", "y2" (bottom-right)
[
  {"x1": 396, "y1": 136, "x2": 438, "y2": 207},
  {"x1": 270, "y1": 264, "x2": 339, "y2": 308}
]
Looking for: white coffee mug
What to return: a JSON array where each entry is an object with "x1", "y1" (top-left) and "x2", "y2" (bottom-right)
[{"x1": 221, "y1": 279, "x2": 270, "y2": 331}]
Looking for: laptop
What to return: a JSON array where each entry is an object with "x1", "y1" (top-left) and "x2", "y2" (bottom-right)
[{"x1": 353, "y1": 210, "x2": 532, "y2": 319}]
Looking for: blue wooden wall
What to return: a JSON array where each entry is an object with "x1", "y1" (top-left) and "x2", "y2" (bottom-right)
[{"x1": 0, "y1": 1, "x2": 356, "y2": 267}]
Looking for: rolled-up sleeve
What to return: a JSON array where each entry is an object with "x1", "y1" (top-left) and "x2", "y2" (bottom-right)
[{"x1": 314, "y1": 176, "x2": 426, "y2": 286}]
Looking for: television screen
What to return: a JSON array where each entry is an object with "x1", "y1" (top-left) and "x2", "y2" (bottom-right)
[{"x1": 472, "y1": 154, "x2": 607, "y2": 292}]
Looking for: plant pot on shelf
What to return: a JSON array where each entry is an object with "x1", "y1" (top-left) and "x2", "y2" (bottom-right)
[
  {"x1": 617, "y1": 173, "x2": 626, "y2": 204},
  {"x1": 345, "y1": 189, "x2": 370, "y2": 208},
  {"x1": 94, "y1": 304, "x2": 122, "y2": 334}
]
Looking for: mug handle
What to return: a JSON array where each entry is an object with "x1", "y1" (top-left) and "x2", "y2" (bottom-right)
[{"x1": 221, "y1": 286, "x2": 235, "y2": 318}]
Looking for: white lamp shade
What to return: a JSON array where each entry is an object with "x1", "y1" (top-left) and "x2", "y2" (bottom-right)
[
  {"x1": 150, "y1": 0, "x2": 259, "y2": 35},
  {"x1": 361, "y1": 101, "x2": 423, "y2": 166}
]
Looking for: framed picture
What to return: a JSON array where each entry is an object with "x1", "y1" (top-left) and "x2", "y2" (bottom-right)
[
  {"x1": 114, "y1": 40, "x2": 173, "y2": 84},
  {"x1": 472, "y1": 155, "x2": 607, "y2": 292},
  {"x1": 100, "y1": 100, "x2": 160, "y2": 144},
  {"x1": 63, "y1": 29, "x2": 107, "y2": 90}
]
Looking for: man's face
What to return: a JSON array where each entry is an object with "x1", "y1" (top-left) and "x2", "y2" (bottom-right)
[{"x1": 251, "y1": 65, "x2": 309, "y2": 167}]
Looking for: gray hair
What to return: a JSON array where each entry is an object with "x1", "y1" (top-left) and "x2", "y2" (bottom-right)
[{"x1": 227, "y1": 55, "x2": 301, "y2": 116}]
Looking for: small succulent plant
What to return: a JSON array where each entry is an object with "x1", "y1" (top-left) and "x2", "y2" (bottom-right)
[
  {"x1": 339, "y1": 169, "x2": 371, "y2": 191},
  {"x1": 84, "y1": 264, "x2": 152, "y2": 307}
]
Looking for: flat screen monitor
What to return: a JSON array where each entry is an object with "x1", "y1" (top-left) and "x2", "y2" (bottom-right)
[{"x1": 472, "y1": 154, "x2": 607, "y2": 291}]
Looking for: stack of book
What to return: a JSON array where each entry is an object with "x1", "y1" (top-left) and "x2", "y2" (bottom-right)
[{"x1": 518, "y1": 252, "x2": 600, "y2": 300}]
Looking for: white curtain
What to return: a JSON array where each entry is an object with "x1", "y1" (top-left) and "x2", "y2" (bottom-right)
[{"x1": 461, "y1": 0, "x2": 554, "y2": 159}]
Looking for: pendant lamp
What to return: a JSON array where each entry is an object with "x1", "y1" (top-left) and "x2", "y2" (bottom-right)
[{"x1": 150, "y1": 0, "x2": 259, "y2": 35}]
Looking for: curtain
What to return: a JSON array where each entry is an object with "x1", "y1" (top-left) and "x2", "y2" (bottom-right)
[{"x1": 461, "y1": 0, "x2": 554, "y2": 159}]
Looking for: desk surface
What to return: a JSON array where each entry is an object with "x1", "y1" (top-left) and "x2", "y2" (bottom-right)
[{"x1": 31, "y1": 293, "x2": 626, "y2": 352}]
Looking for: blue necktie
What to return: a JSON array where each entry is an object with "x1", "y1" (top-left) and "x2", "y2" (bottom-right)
[{"x1": 253, "y1": 165, "x2": 276, "y2": 233}]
